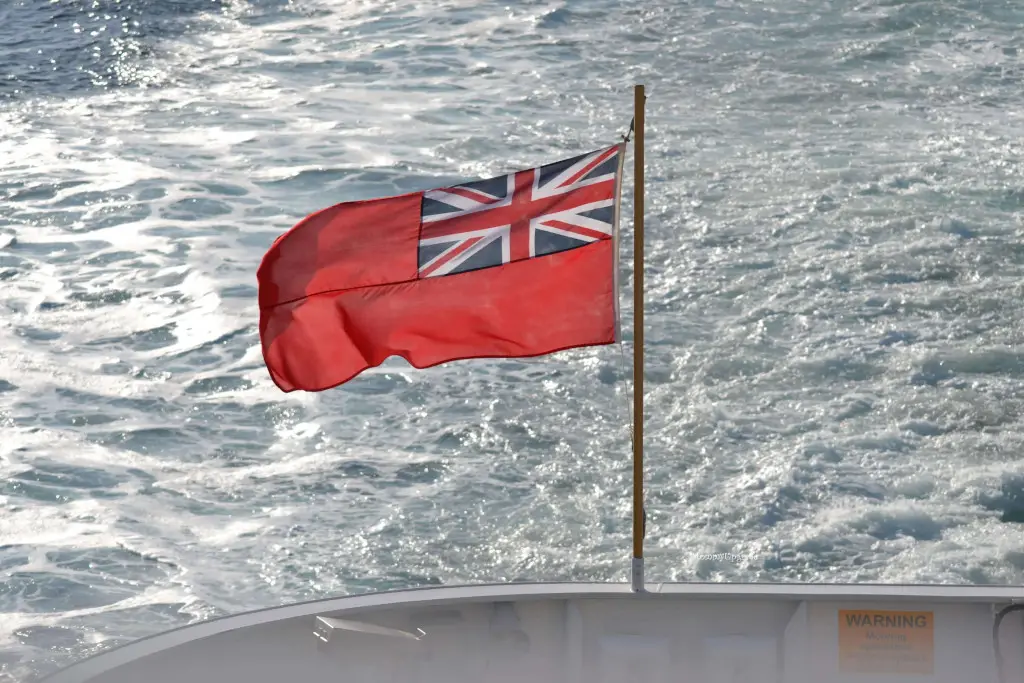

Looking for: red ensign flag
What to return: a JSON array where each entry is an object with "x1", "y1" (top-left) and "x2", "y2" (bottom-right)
[{"x1": 257, "y1": 144, "x2": 625, "y2": 392}]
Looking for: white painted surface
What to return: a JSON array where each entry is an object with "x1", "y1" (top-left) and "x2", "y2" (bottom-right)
[{"x1": 39, "y1": 583, "x2": 1024, "y2": 683}]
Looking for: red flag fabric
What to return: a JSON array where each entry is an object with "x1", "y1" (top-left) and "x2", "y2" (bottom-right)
[{"x1": 258, "y1": 143, "x2": 625, "y2": 392}]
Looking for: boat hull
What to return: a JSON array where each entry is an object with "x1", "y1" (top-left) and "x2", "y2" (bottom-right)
[{"x1": 39, "y1": 582, "x2": 1024, "y2": 683}]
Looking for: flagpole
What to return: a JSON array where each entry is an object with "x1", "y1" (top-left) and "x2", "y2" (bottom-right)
[{"x1": 631, "y1": 83, "x2": 646, "y2": 593}]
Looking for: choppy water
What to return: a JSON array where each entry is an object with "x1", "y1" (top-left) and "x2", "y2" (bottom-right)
[{"x1": 2, "y1": 0, "x2": 1024, "y2": 679}]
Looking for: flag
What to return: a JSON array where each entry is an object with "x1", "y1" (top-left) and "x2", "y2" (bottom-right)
[{"x1": 257, "y1": 143, "x2": 626, "y2": 392}]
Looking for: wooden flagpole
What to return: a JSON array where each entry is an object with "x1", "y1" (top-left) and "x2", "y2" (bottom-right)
[{"x1": 631, "y1": 83, "x2": 646, "y2": 593}]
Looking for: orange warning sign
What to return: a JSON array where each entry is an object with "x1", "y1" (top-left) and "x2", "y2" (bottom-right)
[{"x1": 838, "y1": 610, "x2": 934, "y2": 674}]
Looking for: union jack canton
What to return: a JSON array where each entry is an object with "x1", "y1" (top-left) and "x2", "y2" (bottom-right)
[{"x1": 417, "y1": 145, "x2": 623, "y2": 278}]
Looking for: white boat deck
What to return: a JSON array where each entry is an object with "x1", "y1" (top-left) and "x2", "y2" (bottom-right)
[{"x1": 41, "y1": 582, "x2": 1024, "y2": 683}]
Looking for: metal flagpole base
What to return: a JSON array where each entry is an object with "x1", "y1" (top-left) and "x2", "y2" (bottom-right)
[{"x1": 631, "y1": 557, "x2": 645, "y2": 593}]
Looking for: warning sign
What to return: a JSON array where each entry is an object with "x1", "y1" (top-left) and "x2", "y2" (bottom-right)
[{"x1": 838, "y1": 610, "x2": 934, "y2": 675}]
